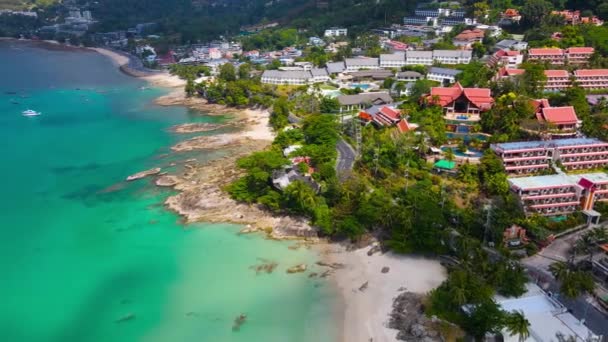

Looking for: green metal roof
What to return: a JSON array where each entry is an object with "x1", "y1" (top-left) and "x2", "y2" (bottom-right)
[{"x1": 434, "y1": 160, "x2": 456, "y2": 170}]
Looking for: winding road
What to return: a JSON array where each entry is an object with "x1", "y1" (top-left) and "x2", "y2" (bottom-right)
[{"x1": 288, "y1": 113, "x2": 356, "y2": 180}]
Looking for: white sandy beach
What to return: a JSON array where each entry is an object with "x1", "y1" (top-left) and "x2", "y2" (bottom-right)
[
  {"x1": 325, "y1": 245, "x2": 447, "y2": 342},
  {"x1": 91, "y1": 47, "x2": 186, "y2": 88}
]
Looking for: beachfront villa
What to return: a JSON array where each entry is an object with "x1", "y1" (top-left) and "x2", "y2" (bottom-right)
[
  {"x1": 508, "y1": 172, "x2": 608, "y2": 216},
  {"x1": 491, "y1": 138, "x2": 608, "y2": 176},
  {"x1": 425, "y1": 82, "x2": 493, "y2": 129}
]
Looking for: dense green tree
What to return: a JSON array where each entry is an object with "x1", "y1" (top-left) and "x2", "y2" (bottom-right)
[
  {"x1": 238, "y1": 63, "x2": 252, "y2": 80},
  {"x1": 319, "y1": 97, "x2": 340, "y2": 114},
  {"x1": 549, "y1": 262, "x2": 596, "y2": 299},
  {"x1": 270, "y1": 97, "x2": 290, "y2": 130},
  {"x1": 219, "y1": 63, "x2": 237, "y2": 82},
  {"x1": 521, "y1": 0, "x2": 553, "y2": 28},
  {"x1": 463, "y1": 300, "x2": 506, "y2": 340}
]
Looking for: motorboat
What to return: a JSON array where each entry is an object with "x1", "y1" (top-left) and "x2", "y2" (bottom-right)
[{"x1": 22, "y1": 109, "x2": 41, "y2": 117}]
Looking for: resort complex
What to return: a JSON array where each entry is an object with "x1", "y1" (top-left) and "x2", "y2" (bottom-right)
[{"x1": 11, "y1": 0, "x2": 608, "y2": 340}]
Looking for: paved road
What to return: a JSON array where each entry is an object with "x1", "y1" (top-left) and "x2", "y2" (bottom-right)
[
  {"x1": 336, "y1": 138, "x2": 356, "y2": 179},
  {"x1": 288, "y1": 112, "x2": 356, "y2": 179},
  {"x1": 522, "y1": 225, "x2": 608, "y2": 339}
]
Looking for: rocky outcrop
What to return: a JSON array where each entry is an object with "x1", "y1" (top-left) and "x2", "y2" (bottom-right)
[
  {"x1": 171, "y1": 135, "x2": 252, "y2": 152},
  {"x1": 286, "y1": 264, "x2": 307, "y2": 274},
  {"x1": 155, "y1": 175, "x2": 180, "y2": 187},
  {"x1": 126, "y1": 168, "x2": 161, "y2": 181},
  {"x1": 170, "y1": 123, "x2": 229, "y2": 134},
  {"x1": 389, "y1": 292, "x2": 449, "y2": 342},
  {"x1": 160, "y1": 146, "x2": 319, "y2": 241}
]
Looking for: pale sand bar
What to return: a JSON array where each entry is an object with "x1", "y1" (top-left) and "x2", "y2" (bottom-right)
[{"x1": 325, "y1": 245, "x2": 447, "y2": 342}]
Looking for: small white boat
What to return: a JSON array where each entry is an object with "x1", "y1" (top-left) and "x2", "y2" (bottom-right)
[{"x1": 22, "y1": 109, "x2": 41, "y2": 117}]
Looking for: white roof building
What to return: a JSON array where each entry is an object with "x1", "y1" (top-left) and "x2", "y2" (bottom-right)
[
  {"x1": 380, "y1": 53, "x2": 406, "y2": 68},
  {"x1": 344, "y1": 57, "x2": 380, "y2": 71},
  {"x1": 496, "y1": 283, "x2": 600, "y2": 342}
]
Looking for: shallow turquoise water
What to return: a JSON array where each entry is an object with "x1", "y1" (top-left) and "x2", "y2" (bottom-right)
[{"x1": 0, "y1": 41, "x2": 337, "y2": 341}]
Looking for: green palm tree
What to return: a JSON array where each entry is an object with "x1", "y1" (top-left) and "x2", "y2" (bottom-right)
[
  {"x1": 504, "y1": 311, "x2": 530, "y2": 342},
  {"x1": 549, "y1": 261, "x2": 596, "y2": 299}
]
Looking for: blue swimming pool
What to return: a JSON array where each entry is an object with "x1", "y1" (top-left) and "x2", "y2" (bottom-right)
[
  {"x1": 441, "y1": 146, "x2": 484, "y2": 158},
  {"x1": 349, "y1": 83, "x2": 371, "y2": 90},
  {"x1": 446, "y1": 132, "x2": 490, "y2": 142}
]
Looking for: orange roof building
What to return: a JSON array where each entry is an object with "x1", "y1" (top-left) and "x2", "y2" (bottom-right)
[{"x1": 426, "y1": 82, "x2": 493, "y2": 125}]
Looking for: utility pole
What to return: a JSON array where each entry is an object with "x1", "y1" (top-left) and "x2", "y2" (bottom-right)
[
  {"x1": 404, "y1": 159, "x2": 410, "y2": 193},
  {"x1": 483, "y1": 203, "x2": 492, "y2": 246},
  {"x1": 373, "y1": 145, "x2": 380, "y2": 176},
  {"x1": 355, "y1": 116, "x2": 362, "y2": 157}
]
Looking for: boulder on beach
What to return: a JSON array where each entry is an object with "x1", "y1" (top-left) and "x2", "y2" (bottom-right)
[
  {"x1": 286, "y1": 264, "x2": 307, "y2": 274},
  {"x1": 126, "y1": 168, "x2": 161, "y2": 181}
]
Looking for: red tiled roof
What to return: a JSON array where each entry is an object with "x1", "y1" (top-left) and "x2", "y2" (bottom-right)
[
  {"x1": 574, "y1": 69, "x2": 608, "y2": 77},
  {"x1": 505, "y1": 68, "x2": 525, "y2": 76},
  {"x1": 379, "y1": 106, "x2": 401, "y2": 121},
  {"x1": 359, "y1": 111, "x2": 373, "y2": 121},
  {"x1": 454, "y1": 29, "x2": 485, "y2": 41},
  {"x1": 566, "y1": 47, "x2": 594, "y2": 54},
  {"x1": 539, "y1": 106, "x2": 579, "y2": 124},
  {"x1": 504, "y1": 8, "x2": 520, "y2": 17},
  {"x1": 531, "y1": 98, "x2": 550, "y2": 114},
  {"x1": 544, "y1": 70, "x2": 569, "y2": 77},
  {"x1": 529, "y1": 48, "x2": 564, "y2": 56},
  {"x1": 428, "y1": 82, "x2": 493, "y2": 110},
  {"x1": 397, "y1": 119, "x2": 411, "y2": 133},
  {"x1": 463, "y1": 88, "x2": 493, "y2": 110}
]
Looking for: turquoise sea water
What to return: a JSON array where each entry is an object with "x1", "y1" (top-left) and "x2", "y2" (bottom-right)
[{"x1": 0, "y1": 41, "x2": 337, "y2": 341}]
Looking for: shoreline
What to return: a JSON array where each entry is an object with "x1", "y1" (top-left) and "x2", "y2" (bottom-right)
[
  {"x1": 90, "y1": 47, "x2": 313, "y2": 239},
  {"x1": 321, "y1": 244, "x2": 447, "y2": 342},
  {"x1": 90, "y1": 44, "x2": 448, "y2": 341}
]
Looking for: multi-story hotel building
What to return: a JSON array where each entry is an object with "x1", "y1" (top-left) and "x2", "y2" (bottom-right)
[
  {"x1": 544, "y1": 70, "x2": 571, "y2": 91},
  {"x1": 527, "y1": 47, "x2": 594, "y2": 65},
  {"x1": 573, "y1": 69, "x2": 608, "y2": 90},
  {"x1": 508, "y1": 172, "x2": 608, "y2": 216},
  {"x1": 528, "y1": 48, "x2": 565, "y2": 65},
  {"x1": 379, "y1": 53, "x2": 406, "y2": 68},
  {"x1": 566, "y1": 47, "x2": 595, "y2": 65},
  {"x1": 404, "y1": 50, "x2": 433, "y2": 65},
  {"x1": 491, "y1": 138, "x2": 608, "y2": 176}
]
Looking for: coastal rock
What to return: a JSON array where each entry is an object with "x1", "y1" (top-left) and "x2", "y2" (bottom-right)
[
  {"x1": 126, "y1": 168, "x2": 161, "y2": 181},
  {"x1": 316, "y1": 261, "x2": 346, "y2": 269},
  {"x1": 389, "y1": 292, "x2": 445, "y2": 342},
  {"x1": 286, "y1": 264, "x2": 307, "y2": 274},
  {"x1": 238, "y1": 225, "x2": 259, "y2": 235},
  {"x1": 156, "y1": 175, "x2": 180, "y2": 187},
  {"x1": 381, "y1": 266, "x2": 390, "y2": 274},
  {"x1": 171, "y1": 135, "x2": 251, "y2": 152},
  {"x1": 249, "y1": 259, "x2": 278, "y2": 275},
  {"x1": 170, "y1": 122, "x2": 228, "y2": 134}
]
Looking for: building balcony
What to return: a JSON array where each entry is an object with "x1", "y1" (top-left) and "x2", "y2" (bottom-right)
[{"x1": 505, "y1": 163, "x2": 550, "y2": 171}]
